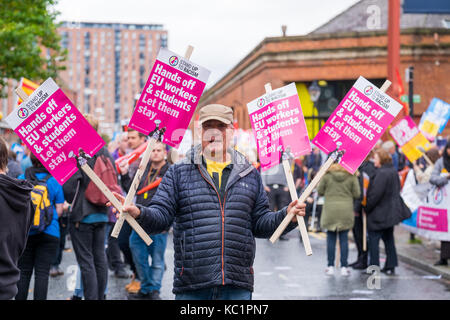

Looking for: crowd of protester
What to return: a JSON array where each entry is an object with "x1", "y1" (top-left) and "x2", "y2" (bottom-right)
[{"x1": 0, "y1": 107, "x2": 449, "y2": 300}]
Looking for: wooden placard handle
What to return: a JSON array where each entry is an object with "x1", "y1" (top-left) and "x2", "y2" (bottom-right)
[
  {"x1": 270, "y1": 155, "x2": 335, "y2": 243},
  {"x1": 111, "y1": 138, "x2": 156, "y2": 238},
  {"x1": 81, "y1": 163, "x2": 152, "y2": 246},
  {"x1": 262, "y1": 83, "x2": 312, "y2": 254}
]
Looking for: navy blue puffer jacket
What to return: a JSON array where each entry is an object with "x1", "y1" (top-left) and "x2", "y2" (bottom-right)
[{"x1": 135, "y1": 145, "x2": 297, "y2": 294}]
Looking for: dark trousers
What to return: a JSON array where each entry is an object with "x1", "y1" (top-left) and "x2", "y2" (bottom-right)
[
  {"x1": 352, "y1": 213, "x2": 368, "y2": 265},
  {"x1": 441, "y1": 241, "x2": 450, "y2": 260},
  {"x1": 52, "y1": 217, "x2": 68, "y2": 267},
  {"x1": 16, "y1": 233, "x2": 59, "y2": 300},
  {"x1": 326, "y1": 230, "x2": 349, "y2": 267},
  {"x1": 267, "y1": 185, "x2": 291, "y2": 211},
  {"x1": 368, "y1": 226, "x2": 398, "y2": 269},
  {"x1": 118, "y1": 221, "x2": 138, "y2": 277},
  {"x1": 106, "y1": 222, "x2": 126, "y2": 272},
  {"x1": 69, "y1": 222, "x2": 108, "y2": 300}
]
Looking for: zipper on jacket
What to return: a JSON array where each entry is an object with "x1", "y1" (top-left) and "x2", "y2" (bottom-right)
[{"x1": 198, "y1": 165, "x2": 227, "y2": 285}]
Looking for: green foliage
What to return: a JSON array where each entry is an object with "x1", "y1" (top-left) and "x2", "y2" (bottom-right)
[{"x1": 0, "y1": 0, "x2": 66, "y2": 96}]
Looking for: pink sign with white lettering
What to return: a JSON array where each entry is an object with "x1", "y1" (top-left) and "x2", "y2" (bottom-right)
[
  {"x1": 312, "y1": 76, "x2": 403, "y2": 174},
  {"x1": 247, "y1": 83, "x2": 311, "y2": 171},
  {"x1": 6, "y1": 78, "x2": 105, "y2": 184},
  {"x1": 128, "y1": 48, "x2": 210, "y2": 148}
]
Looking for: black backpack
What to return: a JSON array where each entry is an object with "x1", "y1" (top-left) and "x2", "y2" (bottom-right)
[{"x1": 26, "y1": 172, "x2": 54, "y2": 233}]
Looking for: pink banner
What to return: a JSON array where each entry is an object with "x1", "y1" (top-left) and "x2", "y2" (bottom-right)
[
  {"x1": 129, "y1": 48, "x2": 210, "y2": 148},
  {"x1": 247, "y1": 83, "x2": 311, "y2": 171},
  {"x1": 6, "y1": 78, "x2": 105, "y2": 185},
  {"x1": 417, "y1": 207, "x2": 448, "y2": 233},
  {"x1": 312, "y1": 76, "x2": 403, "y2": 174}
]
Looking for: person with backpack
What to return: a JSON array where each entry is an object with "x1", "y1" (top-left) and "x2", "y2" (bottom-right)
[
  {"x1": 62, "y1": 114, "x2": 120, "y2": 300},
  {"x1": 0, "y1": 137, "x2": 34, "y2": 300},
  {"x1": 15, "y1": 153, "x2": 64, "y2": 300}
]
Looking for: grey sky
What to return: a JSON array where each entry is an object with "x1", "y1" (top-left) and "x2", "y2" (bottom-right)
[{"x1": 55, "y1": 0, "x2": 359, "y2": 87}]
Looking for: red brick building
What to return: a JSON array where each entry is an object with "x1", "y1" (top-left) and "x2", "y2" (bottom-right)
[{"x1": 198, "y1": 0, "x2": 450, "y2": 138}]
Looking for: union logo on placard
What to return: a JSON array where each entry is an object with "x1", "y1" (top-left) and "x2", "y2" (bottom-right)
[
  {"x1": 257, "y1": 98, "x2": 265, "y2": 108},
  {"x1": 433, "y1": 187, "x2": 443, "y2": 205},
  {"x1": 169, "y1": 56, "x2": 179, "y2": 66},
  {"x1": 17, "y1": 108, "x2": 29, "y2": 119},
  {"x1": 364, "y1": 86, "x2": 373, "y2": 95}
]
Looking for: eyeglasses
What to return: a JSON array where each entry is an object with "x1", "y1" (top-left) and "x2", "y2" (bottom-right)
[{"x1": 201, "y1": 123, "x2": 230, "y2": 131}]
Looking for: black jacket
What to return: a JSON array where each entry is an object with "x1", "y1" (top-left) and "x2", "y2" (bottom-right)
[
  {"x1": 0, "y1": 174, "x2": 33, "y2": 299},
  {"x1": 135, "y1": 145, "x2": 297, "y2": 294},
  {"x1": 62, "y1": 147, "x2": 116, "y2": 223},
  {"x1": 366, "y1": 164, "x2": 411, "y2": 231},
  {"x1": 354, "y1": 160, "x2": 376, "y2": 213}
]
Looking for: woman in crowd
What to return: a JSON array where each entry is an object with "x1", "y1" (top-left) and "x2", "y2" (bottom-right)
[
  {"x1": 318, "y1": 163, "x2": 360, "y2": 276},
  {"x1": 366, "y1": 148, "x2": 411, "y2": 275}
]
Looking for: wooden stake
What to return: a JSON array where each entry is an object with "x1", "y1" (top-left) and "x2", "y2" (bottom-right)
[
  {"x1": 362, "y1": 210, "x2": 367, "y2": 252},
  {"x1": 110, "y1": 45, "x2": 195, "y2": 239},
  {"x1": 81, "y1": 163, "x2": 152, "y2": 245},
  {"x1": 270, "y1": 155, "x2": 335, "y2": 243},
  {"x1": 262, "y1": 83, "x2": 312, "y2": 255},
  {"x1": 15, "y1": 87, "x2": 29, "y2": 101}
]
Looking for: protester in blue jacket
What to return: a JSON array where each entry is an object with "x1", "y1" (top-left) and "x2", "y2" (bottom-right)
[
  {"x1": 15, "y1": 153, "x2": 64, "y2": 300},
  {"x1": 110, "y1": 104, "x2": 306, "y2": 300}
]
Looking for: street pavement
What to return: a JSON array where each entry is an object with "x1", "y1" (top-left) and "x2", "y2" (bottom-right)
[{"x1": 29, "y1": 227, "x2": 450, "y2": 300}]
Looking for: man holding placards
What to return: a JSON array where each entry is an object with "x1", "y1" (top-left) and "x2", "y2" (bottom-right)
[{"x1": 109, "y1": 104, "x2": 305, "y2": 300}]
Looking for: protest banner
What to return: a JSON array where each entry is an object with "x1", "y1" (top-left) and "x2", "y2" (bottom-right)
[
  {"x1": 418, "y1": 98, "x2": 450, "y2": 141},
  {"x1": 13, "y1": 84, "x2": 152, "y2": 245},
  {"x1": 270, "y1": 78, "x2": 395, "y2": 243},
  {"x1": 402, "y1": 182, "x2": 450, "y2": 242},
  {"x1": 312, "y1": 77, "x2": 403, "y2": 174},
  {"x1": 247, "y1": 82, "x2": 311, "y2": 171},
  {"x1": 6, "y1": 78, "x2": 105, "y2": 185},
  {"x1": 248, "y1": 82, "x2": 312, "y2": 254},
  {"x1": 111, "y1": 46, "x2": 210, "y2": 239},
  {"x1": 389, "y1": 116, "x2": 431, "y2": 162}
]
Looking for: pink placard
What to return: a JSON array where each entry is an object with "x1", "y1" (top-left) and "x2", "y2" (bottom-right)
[
  {"x1": 389, "y1": 116, "x2": 419, "y2": 147},
  {"x1": 247, "y1": 83, "x2": 311, "y2": 171},
  {"x1": 128, "y1": 48, "x2": 210, "y2": 148},
  {"x1": 6, "y1": 78, "x2": 105, "y2": 185},
  {"x1": 312, "y1": 76, "x2": 403, "y2": 174},
  {"x1": 417, "y1": 206, "x2": 448, "y2": 232}
]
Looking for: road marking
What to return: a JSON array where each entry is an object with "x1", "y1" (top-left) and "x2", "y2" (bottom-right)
[
  {"x1": 275, "y1": 266, "x2": 292, "y2": 271},
  {"x1": 258, "y1": 272, "x2": 273, "y2": 276},
  {"x1": 352, "y1": 290, "x2": 374, "y2": 295},
  {"x1": 278, "y1": 274, "x2": 289, "y2": 281}
]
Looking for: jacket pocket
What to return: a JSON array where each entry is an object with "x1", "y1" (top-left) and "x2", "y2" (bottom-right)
[{"x1": 179, "y1": 231, "x2": 186, "y2": 276}]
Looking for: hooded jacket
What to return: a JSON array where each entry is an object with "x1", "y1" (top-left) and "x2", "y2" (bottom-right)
[
  {"x1": 0, "y1": 174, "x2": 33, "y2": 300},
  {"x1": 317, "y1": 164, "x2": 360, "y2": 231},
  {"x1": 135, "y1": 144, "x2": 297, "y2": 294}
]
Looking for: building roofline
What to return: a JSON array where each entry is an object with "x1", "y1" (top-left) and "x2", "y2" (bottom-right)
[{"x1": 205, "y1": 27, "x2": 450, "y2": 97}]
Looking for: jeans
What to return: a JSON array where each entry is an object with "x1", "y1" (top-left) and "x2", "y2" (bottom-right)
[
  {"x1": 175, "y1": 285, "x2": 252, "y2": 300},
  {"x1": 352, "y1": 213, "x2": 368, "y2": 265},
  {"x1": 326, "y1": 230, "x2": 349, "y2": 267},
  {"x1": 16, "y1": 233, "x2": 59, "y2": 300},
  {"x1": 69, "y1": 222, "x2": 108, "y2": 300},
  {"x1": 368, "y1": 226, "x2": 398, "y2": 269},
  {"x1": 129, "y1": 231, "x2": 168, "y2": 293}
]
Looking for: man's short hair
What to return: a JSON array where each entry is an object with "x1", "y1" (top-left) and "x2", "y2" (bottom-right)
[
  {"x1": 127, "y1": 128, "x2": 147, "y2": 139},
  {"x1": 0, "y1": 137, "x2": 8, "y2": 171}
]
